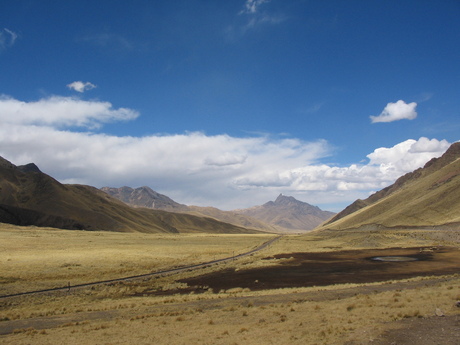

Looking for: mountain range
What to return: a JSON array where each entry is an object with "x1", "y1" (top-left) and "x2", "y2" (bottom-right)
[
  {"x1": 101, "y1": 186, "x2": 334, "y2": 232},
  {"x1": 320, "y1": 141, "x2": 460, "y2": 230},
  {"x1": 1, "y1": 141, "x2": 458, "y2": 234}
]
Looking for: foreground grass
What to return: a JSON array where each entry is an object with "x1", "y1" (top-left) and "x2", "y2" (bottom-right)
[
  {"x1": 2, "y1": 276, "x2": 459, "y2": 345},
  {"x1": 0, "y1": 224, "x2": 459, "y2": 344}
]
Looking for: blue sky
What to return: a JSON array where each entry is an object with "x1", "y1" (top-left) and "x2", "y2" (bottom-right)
[{"x1": 0, "y1": 0, "x2": 459, "y2": 211}]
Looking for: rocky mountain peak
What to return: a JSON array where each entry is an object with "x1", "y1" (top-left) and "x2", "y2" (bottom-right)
[
  {"x1": 100, "y1": 186, "x2": 186, "y2": 210},
  {"x1": 18, "y1": 163, "x2": 42, "y2": 173},
  {"x1": 273, "y1": 193, "x2": 297, "y2": 205},
  {"x1": 237, "y1": 194, "x2": 335, "y2": 231}
]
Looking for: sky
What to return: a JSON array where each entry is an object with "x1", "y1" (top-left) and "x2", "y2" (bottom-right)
[{"x1": 0, "y1": 0, "x2": 459, "y2": 211}]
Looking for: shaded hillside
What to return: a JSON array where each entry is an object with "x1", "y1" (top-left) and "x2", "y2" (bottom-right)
[
  {"x1": 235, "y1": 194, "x2": 336, "y2": 231},
  {"x1": 321, "y1": 142, "x2": 460, "y2": 230},
  {"x1": 0, "y1": 156, "x2": 261, "y2": 234}
]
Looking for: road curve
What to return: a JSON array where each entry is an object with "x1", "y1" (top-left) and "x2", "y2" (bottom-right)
[{"x1": 0, "y1": 235, "x2": 282, "y2": 299}]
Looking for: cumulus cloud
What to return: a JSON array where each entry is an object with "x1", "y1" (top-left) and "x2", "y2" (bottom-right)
[
  {"x1": 367, "y1": 138, "x2": 450, "y2": 173},
  {"x1": 232, "y1": 137, "x2": 450, "y2": 206},
  {"x1": 0, "y1": 95, "x2": 451, "y2": 211},
  {"x1": 370, "y1": 100, "x2": 417, "y2": 123},
  {"x1": 0, "y1": 95, "x2": 138, "y2": 129},
  {"x1": 408, "y1": 137, "x2": 450, "y2": 153},
  {"x1": 67, "y1": 81, "x2": 97, "y2": 93},
  {"x1": 0, "y1": 28, "x2": 18, "y2": 50}
]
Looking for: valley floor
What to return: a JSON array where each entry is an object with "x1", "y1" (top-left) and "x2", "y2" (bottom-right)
[{"x1": 0, "y1": 225, "x2": 459, "y2": 344}]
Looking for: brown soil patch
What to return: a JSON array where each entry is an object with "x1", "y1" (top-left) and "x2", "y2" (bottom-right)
[
  {"x1": 363, "y1": 315, "x2": 460, "y2": 345},
  {"x1": 176, "y1": 247, "x2": 459, "y2": 293}
]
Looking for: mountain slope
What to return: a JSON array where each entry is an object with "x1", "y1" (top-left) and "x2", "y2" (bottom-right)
[
  {"x1": 100, "y1": 186, "x2": 187, "y2": 211},
  {"x1": 184, "y1": 205, "x2": 281, "y2": 233},
  {"x1": 235, "y1": 194, "x2": 336, "y2": 231},
  {"x1": 321, "y1": 142, "x2": 460, "y2": 230},
  {"x1": 0, "y1": 156, "x2": 261, "y2": 234}
]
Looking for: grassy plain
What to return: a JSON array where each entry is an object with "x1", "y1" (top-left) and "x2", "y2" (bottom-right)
[
  {"x1": 0, "y1": 224, "x2": 459, "y2": 345},
  {"x1": 0, "y1": 224, "x2": 273, "y2": 295}
]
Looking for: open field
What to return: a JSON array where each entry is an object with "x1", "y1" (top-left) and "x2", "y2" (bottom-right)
[
  {"x1": 0, "y1": 224, "x2": 459, "y2": 344},
  {"x1": 0, "y1": 224, "x2": 274, "y2": 295}
]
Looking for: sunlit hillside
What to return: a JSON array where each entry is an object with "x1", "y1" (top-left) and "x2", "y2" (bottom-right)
[{"x1": 319, "y1": 142, "x2": 460, "y2": 230}]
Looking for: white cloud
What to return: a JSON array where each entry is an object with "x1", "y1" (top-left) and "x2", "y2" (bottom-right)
[
  {"x1": 367, "y1": 138, "x2": 450, "y2": 174},
  {"x1": 205, "y1": 153, "x2": 247, "y2": 167},
  {"x1": 0, "y1": 95, "x2": 138, "y2": 129},
  {"x1": 370, "y1": 100, "x2": 417, "y2": 123},
  {"x1": 67, "y1": 81, "x2": 97, "y2": 93},
  {"x1": 408, "y1": 136, "x2": 450, "y2": 153},
  {"x1": 232, "y1": 137, "x2": 450, "y2": 205},
  {"x1": 0, "y1": 95, "x2": 451, "y2": 211},
  {"x1": 0, "y1": 28, "x2": 18, "y2": 50}
]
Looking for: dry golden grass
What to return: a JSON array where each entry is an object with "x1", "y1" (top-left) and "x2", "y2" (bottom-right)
[
  {"x1": 2, "y1": 277, "x2": 459, "y2": 345},
  {"x1": 0, "y1": 224, "x2": 274, "y2": 295},
  {"x1": 0, "y1": 223, "x2": 459, "y2": 345}
]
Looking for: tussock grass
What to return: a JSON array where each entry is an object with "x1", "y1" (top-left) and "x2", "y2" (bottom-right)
[{"x1": 3, "y1": 276, "x2": 459, "y2": 344}]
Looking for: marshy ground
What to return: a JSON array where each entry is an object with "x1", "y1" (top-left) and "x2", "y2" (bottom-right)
[{"x1": 177, "y1": 247, "x2": 460, "y2": 294}]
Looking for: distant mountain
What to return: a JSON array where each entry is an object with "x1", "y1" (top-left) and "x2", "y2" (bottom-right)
[
  {"x1": 101, "y1": 186, "x2": 280, "y2": 233},
  {"x1": 234, "y1": 194, "x2": 336, "y2": 231},
  {"x1": 184, "y1": 205, "x2": 281, "y2": 233},
  {"x1": 321, "y1": 142, "x2": 460, "y2": 230},
  {"x1": 0, "y1": 156, "x2": 261, "y2": 234},
  {"x1": 101, "y1": 187, "x2": 331, "y2": 233},
  {"x1": 101, "y1": 186, "x2": 187, "y2": 211}
]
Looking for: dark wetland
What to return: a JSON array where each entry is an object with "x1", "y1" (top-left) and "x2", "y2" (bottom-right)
[{"x1": 168, "y1": 247, "x2": 460, "y2": 294}]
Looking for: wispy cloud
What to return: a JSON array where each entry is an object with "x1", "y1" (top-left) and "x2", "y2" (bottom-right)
[
  {"x1": 79, "y1": 32, "x2": 133, "y2": 51},
  {"x1": 298, "y1": 102, "x2": 325, "y2": 114},
  {"x1": 239, "y1": 0, "x2": 270, "y2": 15},
  {"x1": 0, "y1": 28, "x2": 18, "y2": 51},
  {"x1": 232, "y1": 0, "x2": 285, "y2": 35},
  {"x1": 67, "y1": 81, "x2": 97, "y2": 93},
  {"x1": 416, "y1": 92, "x2": 434, "y2": 103},
  {"x1": 370, "y1": 100, "x2": 417, "y2": 123},
  {"x1": 0, "y1": 94, "x2": 451, "y2": 211}
]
